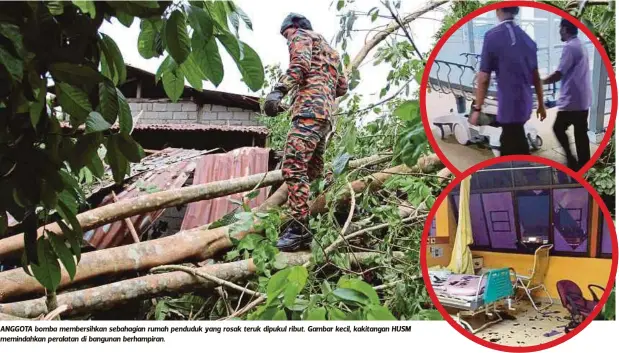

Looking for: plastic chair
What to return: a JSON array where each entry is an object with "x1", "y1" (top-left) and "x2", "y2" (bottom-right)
[
  {"x1": 556, "y1": 280, "x2": 604, "y2": 333},
  {"x1": 515, "y1": 244, "x2": 554, "y2": 311}
]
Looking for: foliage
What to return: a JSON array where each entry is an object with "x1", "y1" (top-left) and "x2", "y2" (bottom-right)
[
  {"x1": 249, "y1": 267, "x2": 396, "y2": 320},
  {"x1": 585, "y1": 132, "x2": 615, "y2": 199},
  {"x1": 0, "y1": 0, "x2": 263, "y2": 297}
]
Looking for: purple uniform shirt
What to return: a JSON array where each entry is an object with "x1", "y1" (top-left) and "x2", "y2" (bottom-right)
[
  {"x1": 479, "y1": 20, "x2": 538, "y2": 124},
  {"x1": 556, "y1": 36, "x2": 592, "y2": 111}
]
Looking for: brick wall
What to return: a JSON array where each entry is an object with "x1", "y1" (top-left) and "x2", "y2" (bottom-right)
[{"x1": 128, "y1": 99, "x2": 262, "y2": 126}]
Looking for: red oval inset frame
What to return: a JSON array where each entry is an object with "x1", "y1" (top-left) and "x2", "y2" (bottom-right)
[
  {"x1": 420, "y1": 154, "x2": 618, "y2": 352},
  {"x1": 419, "y1": 0, "x2": 617, "y2": 177}
]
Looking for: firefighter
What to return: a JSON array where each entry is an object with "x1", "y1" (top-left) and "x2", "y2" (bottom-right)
[{"x1": 264, "y1": 13, "x2": 348, "y2": 252}]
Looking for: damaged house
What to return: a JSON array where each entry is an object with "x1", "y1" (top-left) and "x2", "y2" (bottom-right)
[{"x1": 1, "y1": 65, "x2": 278, "y2": 271}]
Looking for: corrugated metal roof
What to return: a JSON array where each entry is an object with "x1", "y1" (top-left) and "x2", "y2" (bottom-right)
[
  {"x1": 181, "y1": 147, "x2": 271, "y2": 230},
  {"x1": 85, "y1": 147, "x2": 212, "y2": 197},
  {"x1": 84, "y1": 158, "x2": 198, "y2": 249},
  {"x1": 59, "y1": 121, "x2": 270, "y2": 136}
]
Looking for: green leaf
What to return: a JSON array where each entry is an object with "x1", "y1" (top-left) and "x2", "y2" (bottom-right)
[
  {"x1": 272, "y1": 309, "x2": 287, "y2": 320},
  {"x1": 47, "y1": 232, "x2": 76, "y2": 281},
  {"x1": 393, "y1": 100, "x2": 420, "y2": 121},
  {"x1": 288, "y1": 266, "x2": 309, "y2": 291},
  {"x1": 55, "y1": 83, "x2": 92, "y2": 123},
  {"x1": 337, "y1": 278, "x2": 380, "y2": 305},
  {"x1": 57, "y1": 220, "x2": 81, "y2": 261},
  {"x1": 138, "y1": 19, "x2": 160, "y2": 59},
  {"x1": 180, "y1": 54, "x2": 204, "y2": 90},
  {"x1": 337, "y1": 0, "x2": 345, "y2": 10},
  {"x1": 105, "y1": 136, "x2": 130, "y2": 184},
  {"x1": 332, "y1": 288, "x2": 370, "y2": 305},
  {"x1": 0, "y1": 23, "x2": 25, "y2": 57},
  {"x1": 162, "y1": 68, "x2": 185, "y2": 102},
  {"x1": 306, "y1": 307, "x2": 326, "y2": 320},
  {"x1": 72, "y1": 1, "x2": 96, "y2": 18},
  {"x1": 327, "y1": 307, "x2": 347, "y2": 320},
  {"x1": 155, "y1": 56, "x2": 173, "y2": 84},
  {"x1": 266, "y1": 267, "x2": 291, "y2": 303},
  {"x1": 205, "y1": 0, "x2": 230, "y2": 30},
  {"x1": 154, "y1": 301, "x2": 168, "y2": 320},
  {"x1": 116, "y1": 89, "x2": 133, "y2": 134},
  {"x1": 30, "y1": 238, "x2": 62, "y2": 292},
  {"x1": 21, "y1": 251, "x2": 33, "y2": 277},
  {"x1": 98, "y1": 80, "x2": 119, "y2": 124},
  {"x1": 85, "y1": 112, "x2": 112, "y2": 134},
  {"x1": 191, "y1": 34, "x2": 224, "y2": 86},
  {"x1": 187, "y1": 5, "x2": 214, "y2": 41},
  {"x1": 365, "y1": 305, "x2": 396, "y2": 320},
  {"x1": 50, "y1": 63, "x2": 103, "y2": 86},
  {"x1": 237, "y1": 233, "x2": 264, "y2": 251},
  {"x1": 116, "y1": 12, "x2": 134, "y2": 27},
  {"x1": 116, "y1": 133, "x2": 145, "y2": 163},
  {"x1": 165, "y1": 10, "x2": 191, "y2": 64},
  {"x1": 100, "y1": 33, "x2": 127, "y2": 85},
  {"x1": 332, "y1": 152, "x2": 351, "y2": 176},
  {"x1": 0, "y1": 46, "x2": 23, "y2": 82},
  {"x1": 273, "y1": 252, "x2": 288, "y2": 270},
  {"x1": 415, "y1": 69, "x2": 423, "y2": 85},
  {"x1": 217, "y1": 34, "x2": 264, "y2": 91},
  {"x1": 283, "y1": 285, "x2": 299, "y2": 309},
  {"x1": 46, "y1": 1, "x2": 65, "y2": 15},
  {"x1": 29, "y1": 77, "x2": 46, "y2": 129}
]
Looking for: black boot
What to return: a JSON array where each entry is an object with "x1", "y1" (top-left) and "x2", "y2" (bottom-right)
[{"x1": 277, "y1": 221, "x2": 312, "y2": 252}]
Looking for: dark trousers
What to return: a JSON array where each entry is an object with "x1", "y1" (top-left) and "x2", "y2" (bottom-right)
[
  {"x1": 499, "y1": 123, "x2": 530, "y2": 156},
  {"x1": 553, "y1": 110, "x2": 590, "y2": 170}
]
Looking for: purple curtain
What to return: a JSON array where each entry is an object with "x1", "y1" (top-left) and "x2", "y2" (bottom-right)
[
  {"x1": 482, "y1": 192, "x2": 517, "y2": 249},
  {"x1": 552, "y1": 188, "x2": 589, "y2": 253},
  {"x1": 454, "y1": 194, "x2": 490, "y2": 246},
  {"x1": 601, "y1": 216, "x2": 613, "y2": 255}
]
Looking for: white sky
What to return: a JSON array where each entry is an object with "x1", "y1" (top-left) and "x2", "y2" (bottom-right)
[{"x1": 100, "y1": 0, "x2": 447, "y2": 108}]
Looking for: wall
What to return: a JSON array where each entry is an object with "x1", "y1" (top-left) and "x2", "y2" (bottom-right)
[
  {"x1": 435, "y1": 189, "x2": 613, "y2": 300},
  {"x1": 471, "y1": 250, "x2": 612, "y2": 300},
  {"x1": 128, "y1": 99, "x2": 262, "y2": 126},
  {"x1": 426, "y1": 201, "x2": 456, "y2": 268}
]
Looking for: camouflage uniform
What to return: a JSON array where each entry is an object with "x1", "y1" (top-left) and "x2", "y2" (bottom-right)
[{"x1": 279, "y1": 28, "x2": 348, "y2": 221}]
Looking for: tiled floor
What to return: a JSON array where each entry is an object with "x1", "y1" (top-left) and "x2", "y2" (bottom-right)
[
  {"x1": 425, "y1": 92, "x2": 609, "y2": 172},
  {"x1": 446, "y1": 300, "x2": 571, "y2": 347}
]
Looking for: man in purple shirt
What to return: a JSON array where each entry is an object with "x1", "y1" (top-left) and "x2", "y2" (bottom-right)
[
  {"x1": 543, "y1": 19, "x2": 592, "y2": 171},
  {"x1": 470, "y1": 6, "x2": 546, "y2": 156}
]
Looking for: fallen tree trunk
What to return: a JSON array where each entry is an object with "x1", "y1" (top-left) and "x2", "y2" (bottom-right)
[
  {"x1": 0, "y1": 157, "x2": 423, "y2": 302},
  {"x1": 0, "y1": 171, "x2": 284, "y2": 260},
  {"x1": 0, "y1": 252, "x2": 397, "y2": 318},
  {"x1": 0, "y1": 154, "x2": 391, "y2": 261},
  {"x1": 0, "y1": 312, "x2": 28, "y2": 320}
]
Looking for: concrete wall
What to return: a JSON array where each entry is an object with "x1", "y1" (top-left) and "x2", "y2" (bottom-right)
[{"x1": 128, "y1": 99, "x2": 262, "y2": 126}]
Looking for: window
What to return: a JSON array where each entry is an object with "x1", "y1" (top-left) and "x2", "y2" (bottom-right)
[
  {"x1": 453, "y1": 194, "x2": 490, "y2": 247},
  {"x1": 482, "y1": 192, "x2": 517, "y2": 250},
  {"x1": 599, "y1": 212, "x2": 613, "y2": 257},
  {"x1": 552, "y1": 188, "x2": 589, "y2": 254},
  {"x1": 515, "y1": 190, "x2": 551, "y2": 245}
]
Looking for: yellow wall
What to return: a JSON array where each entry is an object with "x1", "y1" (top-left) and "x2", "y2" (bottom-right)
[
  {"x1": 432, "y1": 190, "x2": 612, "y2": 300},
  {"x1": 471, "y1": 251, "x2": 612, "y2": 300},
  {"x1": 426, "y1": 201, "x2": 456, "y2": 268}
]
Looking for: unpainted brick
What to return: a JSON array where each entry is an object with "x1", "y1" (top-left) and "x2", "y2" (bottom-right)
[
  {"x1": 217, "y1": 112, "x2": 234, "y2": 120},
  {"x1": 211, "y1": 105, "x2": 228, "y2": 112},
  {"x1": 169, "y1": 103, "x2": 183, "y2": 112},
  {"x1": 153, "y1": 103, "x2": 167, "y2": 112},
  {"x1": 173, "y1": 112, "x2": 189, "y2": 120}
]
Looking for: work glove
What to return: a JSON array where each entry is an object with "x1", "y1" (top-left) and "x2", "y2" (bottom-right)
[{"x1": 264, "y1": 84, "x2": 289, "y2": 117}]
